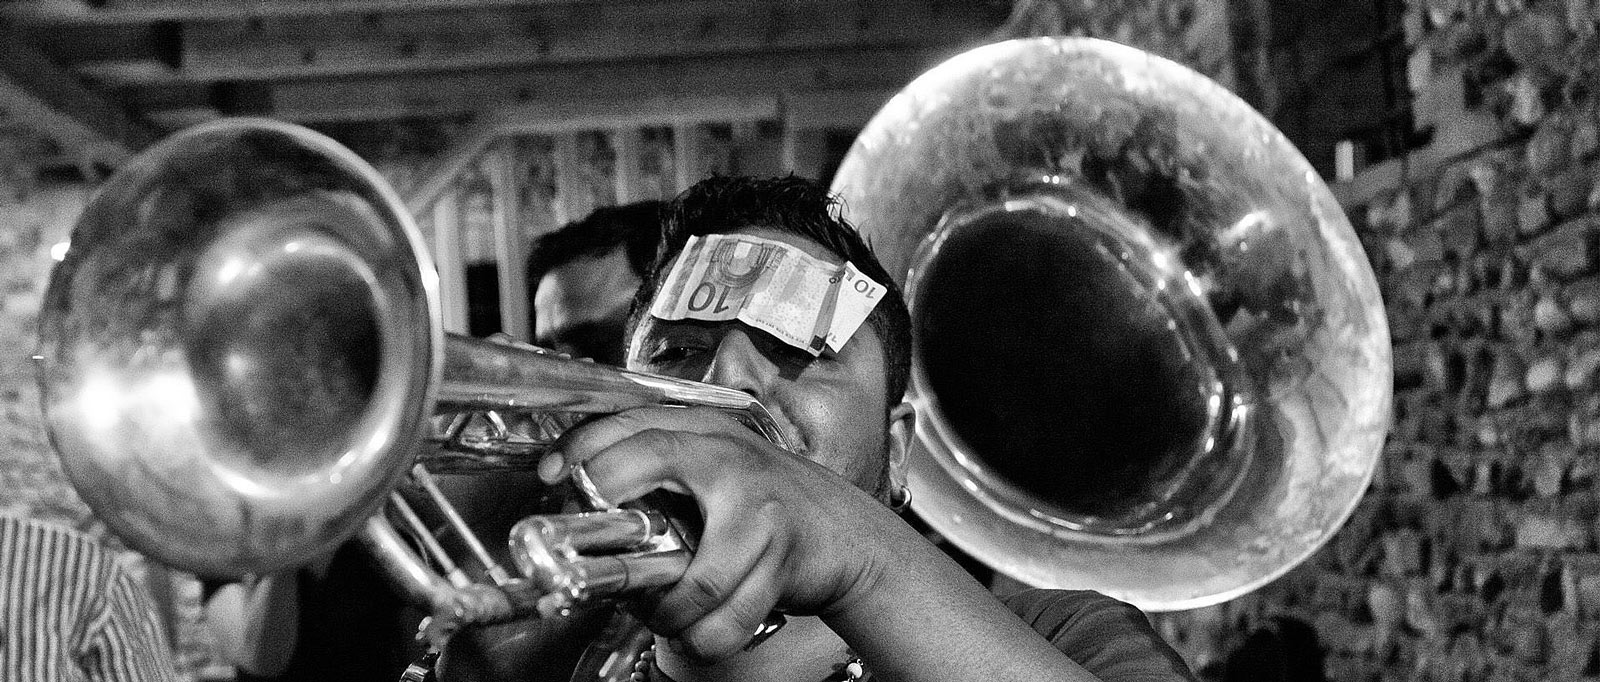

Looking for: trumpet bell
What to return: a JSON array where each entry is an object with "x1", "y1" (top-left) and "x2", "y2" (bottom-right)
[
  {"x1": 831, "y1": 38, "x2": 1391, "y2": 610},
  {"x1": 35, "y1": 119, "x2": 442, "y2": 577}
]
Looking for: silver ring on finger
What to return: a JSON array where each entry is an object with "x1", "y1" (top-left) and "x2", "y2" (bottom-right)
[{"x1": 569, "y1": 461, "x2": 616, "y2": 510}]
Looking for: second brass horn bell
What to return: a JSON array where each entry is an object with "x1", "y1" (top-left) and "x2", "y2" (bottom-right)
[{"x1": 831, "y1": 37, "x2": 1392, "y2": 611}]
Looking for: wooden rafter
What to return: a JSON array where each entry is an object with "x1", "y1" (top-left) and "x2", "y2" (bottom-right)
[
  {"x1": 8, "y1": 1, "x2": 995, "y2": 81},
  {"x1": 272, "y1": 45, "x2": 951, "y2": 122},
  {"x1": 0, "y1": 0, "x2": 553, "y2": 24},
  {"x1": 1, "y1": 1, "x2": 1002, "y2": 149},
  {"x1": 0, "y1": 21, "x2": 157, "y2": 169}
]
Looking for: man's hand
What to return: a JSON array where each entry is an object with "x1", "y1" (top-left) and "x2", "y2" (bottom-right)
[{"x1": 538, "y1": 406, "x2": 911, "y2": 662}]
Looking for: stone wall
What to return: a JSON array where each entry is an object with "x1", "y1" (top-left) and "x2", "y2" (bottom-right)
[{"x1": 1156, "y1": 1, "x2": 1600, "y2": 680}]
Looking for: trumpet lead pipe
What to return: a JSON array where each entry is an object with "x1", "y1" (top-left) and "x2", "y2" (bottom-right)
[
  {"x1": 573, "y1": 550, "x2": 692, "y2": 597},
  {"x1": 514, "y1": 509, "x2": 673, "y2": 557},
  {"x1": 434, "y1": 333, "x2": 767, "y2": 414}
]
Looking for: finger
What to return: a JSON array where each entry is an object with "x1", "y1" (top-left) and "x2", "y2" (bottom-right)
[
  {"x1": 657, "y1": 513, "x2": 786, "y2": 662},
  {"x1": 538, "y1": 407, "x2": 752, "y2": 484},
  {"x1": 571, "y1": 423, "x2": 804, "y2": 517},
  {"x1": 553, "y1": 424, "x2": 769, "y2": 509},
  {"x1": 536, "y1": 409, "x2": 666, "y2": 485},
  {"x1": 566, "y1": 427, "x2": 698, "y2": 505},
  {"x1": 648, "y1": 495, "x2": 781, "y2": 636},
  {"x1": 485, "y1": 332, "x2": 545, "y2": 353},
  {"x1": 565, "y1": 407, "x2": 751, "y2": 461},
  {"x1": 668, "y1": 563, "x2": 785, "y2": 663}
]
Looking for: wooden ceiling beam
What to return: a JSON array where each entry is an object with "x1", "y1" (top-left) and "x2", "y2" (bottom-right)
[
  {"x1": 59, "y1": 0, "x2": 993, "y2": 86},
  {"x1": 0, "y1": 22, "x2": 158, "y2": 168},
  {"x1": 263, "y1": 46, "x2": 948, "y2": 123},
  {"x1": 1, "y1": 0, "x2": 558, "y2": 25}
]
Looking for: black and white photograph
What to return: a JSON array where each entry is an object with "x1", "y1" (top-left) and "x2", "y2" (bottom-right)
[{"x1": 0, "y1": 1, "x2": 1557, "y2": 680}]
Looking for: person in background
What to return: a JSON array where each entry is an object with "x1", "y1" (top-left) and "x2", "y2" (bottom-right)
[
  {"x1": 433, "y1": 201, "x2": 669, "y2": 681},
  {"x1": 526, "y1": 200, "x2": 665, "y2": 365},
  {"x1": 0, "y1": 512, "x2": 181, "y2": 682}
]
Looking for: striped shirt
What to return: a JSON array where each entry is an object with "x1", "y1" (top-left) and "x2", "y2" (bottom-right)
[{"x1": 0, "y1": 514, "x2": 179, "y2": 681}]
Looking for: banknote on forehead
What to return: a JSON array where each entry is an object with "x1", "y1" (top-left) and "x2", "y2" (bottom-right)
[{"x1": 650, "y1": 233, "x2": 884, "y2": 355}]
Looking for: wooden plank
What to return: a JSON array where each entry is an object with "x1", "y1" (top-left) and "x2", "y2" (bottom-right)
[
  {"x1": 1, "y1": 0, "x2": 570, "y2": 24},
  {"x1": 78, "y1": 0, "x2": 995, "y2": 84},
  {"x1": 488, "y1": 94, "x2": 778, "y2": 135},
  {"x1": 0, "y1": 24, "x2": 157, "y2": 166},
  {"x1": 268, "y1": 47, "x2": 938, "y2": 123},
  {"x1": 20, "y1": 21, "x2": 169, "y2": 66}
]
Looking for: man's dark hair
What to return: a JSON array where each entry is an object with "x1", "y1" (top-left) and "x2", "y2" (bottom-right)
[
  {"x1": 525, "y1": 199, "x2": 664, "y2": 304},
  {"x1": 629, "y1": 175, "x2": 913, "y2": 406}
]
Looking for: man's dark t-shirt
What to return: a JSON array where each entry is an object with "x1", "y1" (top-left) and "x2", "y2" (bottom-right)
[{"x1": 1003, "y1": 588, "x2": 1198, "y2": 681}]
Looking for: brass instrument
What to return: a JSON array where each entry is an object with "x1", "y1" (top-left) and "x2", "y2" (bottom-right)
[
  {"x1": 34, "y1": 35, "x2": 1389, "y2": 665},
  {"x1": 831, "y1": 37, "x2": 1391, "y2": 611},
  {"x1": 33, "y1": 119, "x2": 790, "y2": 634}
]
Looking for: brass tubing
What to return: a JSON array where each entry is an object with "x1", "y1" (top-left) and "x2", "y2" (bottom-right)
[
  {"x1": 388, "y1": 492, "x2": 472, "y2": 589},
  {"x1": 410, "y1": 464, "x2": 512, "y2": 585}
]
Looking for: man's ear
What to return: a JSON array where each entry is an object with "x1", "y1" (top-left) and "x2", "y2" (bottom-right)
[{"x1": 887, "y1": 400, "x2": 916, "y2": 482}]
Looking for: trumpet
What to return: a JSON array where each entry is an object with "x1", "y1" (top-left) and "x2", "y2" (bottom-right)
[{"x1": 33, "y1": 118, "x2": 788, "y2": 641}]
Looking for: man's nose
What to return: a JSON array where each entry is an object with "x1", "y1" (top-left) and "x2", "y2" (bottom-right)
[{"x1": 702, "y1": 327, "x2": 771, "y2": 399}]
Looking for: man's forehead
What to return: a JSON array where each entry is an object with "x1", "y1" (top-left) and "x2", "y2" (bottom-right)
[{"x1": 629, "y1": 227, "x2": 854, "y2": 359}]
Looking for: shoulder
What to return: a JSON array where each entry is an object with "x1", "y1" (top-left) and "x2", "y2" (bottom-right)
[
  {"x1": 1001, "y1": 588, "x2": 1198, "y2": 682},
  {"x1": 0, "y1": 515, "x2": 178, "y2": 681},
  {"x1": 1001, "y1": 588, "x2": 1151, "y2": 630},
  {"x1": 0, "y1": 514, "x2": 120, "y2": 581},
  {"x1": 1, "y1": 513, "x2": 100, "y2": 546},
  {"x1": 0, "y1": 513, "x2": 154, "y2": 614}
]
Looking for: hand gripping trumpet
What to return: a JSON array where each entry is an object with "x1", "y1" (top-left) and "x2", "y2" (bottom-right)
[{"x1": 32, "y1": 118, "x2": 787, "y2": 652}]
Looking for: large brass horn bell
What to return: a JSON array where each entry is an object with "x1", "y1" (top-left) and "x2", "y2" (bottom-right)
[{"x1": 831, "y1": 37, "x2": 1392, "y2": 611}]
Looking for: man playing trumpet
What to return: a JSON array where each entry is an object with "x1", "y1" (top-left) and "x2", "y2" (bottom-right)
[{"x1": 530, "y1": 174, "x2": 1197, "y2": 682}]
